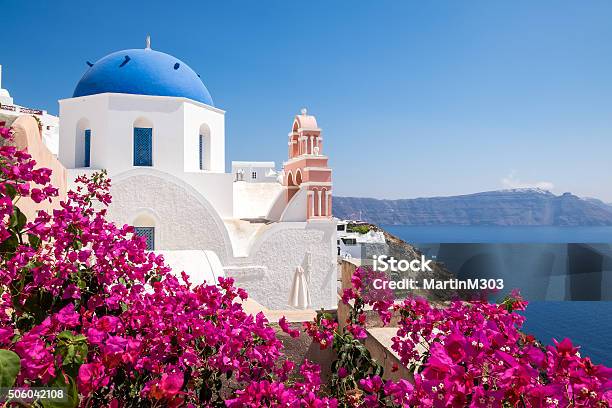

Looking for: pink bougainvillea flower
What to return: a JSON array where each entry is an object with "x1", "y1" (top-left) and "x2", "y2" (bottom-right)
[
  {"x1": 0, "y1": 327, "x2": 14, "y2": 344},
  {"x1": 147, "y1": 372, "x2": 184, "y2": 400},
  {"x1": 54, "y1": 304, "x2": 80, "y2": 327},
  {"x1": 78, "y1": 363, "x2": 108, "y2": 395},
  {"x1": 279, "y1": 316, "x2": 300, "y2": 338},
  {"x1": 14, "y1": 334, "x2": 56, "y2": 383}
]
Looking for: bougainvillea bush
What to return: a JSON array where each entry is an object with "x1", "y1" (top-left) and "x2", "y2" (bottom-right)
[
  {"x1": 0, "y1": 125, "x2": 334, "y2": 407},
  {"x1": 328, "y1": 268, "x2": 612, "y2": 407},
  {"x1": 0, "y1": 121, "x2": 611, "y2": 407}
]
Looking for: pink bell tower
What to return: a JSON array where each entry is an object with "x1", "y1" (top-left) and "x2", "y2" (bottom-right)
[{"x1": 283, "y1": 108, "x2": 332, "y2": 219}]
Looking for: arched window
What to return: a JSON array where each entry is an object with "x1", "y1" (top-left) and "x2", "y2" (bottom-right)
[
  {"x1": 311, "y1": 187, "x2": 320, "y2": 217},
  {"x1": 321, "y1": 188, "x2": 328, "y2": 216},
  {"x1": 84, "y1": 129, "x2": 91, "y2": 167},
  {"x1": 133, "y1": 118, "x2": 153, "y2": 167},
  {"x1": 199, "y1": 134, "x2": 204, "y2": 170},
  {"x1": 290, "y1": 121, "x2": 300, "y2": 158},
  {"x1": 287, "y1": 171, "x2": 296, "y2": 201},
  {"x1": 295, "y1": 169, "x2": 303, "y2": 186},
  {"x1": 133, "y1": 213, "x2": 156, "y2": 250},
  {"x1": 199, "y1": 124, "x2": 211, "y2": 170}
]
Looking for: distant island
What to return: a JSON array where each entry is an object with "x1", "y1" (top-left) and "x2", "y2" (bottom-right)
[{"x1": 333, "y1": 189, "x2": 612, "y2": 226}]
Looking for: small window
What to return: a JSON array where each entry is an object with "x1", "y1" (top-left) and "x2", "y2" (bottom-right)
[
  {"x1": 251, "y1": 171, "x2": 257, "y2": 179},
  {"x1": 84, "y1": 129, "x2": 91, "y2": 168},
  {"x1": 134, "y1": 127, "x2": 152, "y2": 166},
  {"x1": 134, "y1": 227, "x2": 155, "y2": 250},
  {"x1": 337, "y1": 224, "x2": 346, "y2": 231},
  {"x1": 342, "y1": 238, "x2": 357, "y2": 246},
  {"x1": 199, "y1": 134, "x2": 204, "y2": 170}
]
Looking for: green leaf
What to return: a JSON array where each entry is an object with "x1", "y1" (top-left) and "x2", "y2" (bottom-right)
[
  {"x1": 57, "y1": 331, "x2": 74, "y2": 341},
  {"x1": 8, "y1": 211, "x2": 17, "y2": 228},
  {"x1": 41, "y1": 375, "x2": 79, "y2": 408},
  {"x1": 0, "y1": 349, "x2": 21, "y2": 388},
  {"x1": 71, "y1": 239, "x2": 83, "y2": 251},
  {"x1": 28, "y1": 233, "x2": 42, "y2": 249},
  {"x1": 56, "y1": 331, "x2": 88, "y2": 369},
  {"x1": 64, "y1": 345, "x2": 76, "y2": 365},
  {"x1": 13, "y1": 207, "x2": 27, "y2": 231},
  {"x1": 4, "y1": 184, "x2": 17, "y2": 200},
  {"x1": 0, "y1": 234, "x2": 19, "y2": 254}
]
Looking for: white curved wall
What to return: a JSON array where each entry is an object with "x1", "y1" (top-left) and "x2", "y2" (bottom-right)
[
  {"x1": 280, "y1": 187, "x2": 308, "y2": 222},
  {"x1": 266, "y1": 187, "x2": 289, "y2": 221},
  {"x1": 225, "y1": 220, "x2": 338, "y2": 310},
  {"x1": 157, "y1": 250, "x2": 225, "y2": 287},
  {"x1": 106, "y1": 172, "x2": 233, "y2": 262}
]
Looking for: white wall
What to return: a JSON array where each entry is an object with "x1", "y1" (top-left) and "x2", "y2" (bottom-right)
[
  {"x1": 107, "y1": 171, "x2": 234, "y2": 262},
  {"x1": 59, "y1": 93, "x2": 233, "y2": 217},
  {"x1": 181, "y1": 172, "x2": 234, "y2": 218},
  {"x1": 157, "y1": 250, "x2": 225, "y2": 286},
  {"x1": 225, "y1": 220, "x2": 338, "y2": 310},
  {"x1": 106, "y1": 171, "x2": 338, "y2": 310},
  {"x1": 280, "y1": 188, "x2": 308, "y2": 222},
  {"x1": 233, "y1": 181, "x2": 284, "y2": 219},
  {"x1": 59, "y1": 93, "x2": 225, "y2": 173},
  {"x1": 59, "y1": 95, "x2": 108, "y2": 169},
  {"x1": 183, "y1": 102, "x2": 225, "y2": 173},
  {"x1": 265, "y1": 187, "x2": 288, "y2": 221}
]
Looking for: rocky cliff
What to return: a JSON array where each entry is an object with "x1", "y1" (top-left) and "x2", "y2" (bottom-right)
[
  {"x1": 333, "y1": 189, "x2": 612, "y2": 226},
  {"x1": 353, "y1": 224, "x2": 456, "y2": 301}
]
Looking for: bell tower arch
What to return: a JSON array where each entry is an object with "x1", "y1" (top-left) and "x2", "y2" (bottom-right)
[{"x1": 283, "y1": 108, "x2": 332, "y2": 219}]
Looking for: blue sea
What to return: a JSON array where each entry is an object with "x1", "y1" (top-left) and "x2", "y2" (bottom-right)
[
  {"x1": 383, "y1": 225, "x2": 612, "y2": 243},
  {"x1": 383, "y1": 225, "x2": 612, "y2": 366}
]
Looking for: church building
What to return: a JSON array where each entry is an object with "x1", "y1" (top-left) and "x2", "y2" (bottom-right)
[{"x1": 47, "y1": 39, "x2": 337, "y2": 310}]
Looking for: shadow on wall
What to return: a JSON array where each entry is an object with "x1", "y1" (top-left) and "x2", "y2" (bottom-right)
[{"x1": 7, "y1": 115, "x2": 68, "y2": 219}]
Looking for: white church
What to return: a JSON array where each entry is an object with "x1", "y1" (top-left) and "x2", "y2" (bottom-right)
[{"x1": 1, "y1": 39, "x2": 337, "y2": 310}]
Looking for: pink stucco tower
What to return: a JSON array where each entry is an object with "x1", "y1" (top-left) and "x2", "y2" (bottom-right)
[{"x1": 283, "y1": 109, "x2": 332, "y2": 219}]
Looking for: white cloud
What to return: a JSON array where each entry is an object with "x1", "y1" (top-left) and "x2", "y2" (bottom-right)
[{"x1": 501, "y1": 171, "x2": 554, "y2": 191}]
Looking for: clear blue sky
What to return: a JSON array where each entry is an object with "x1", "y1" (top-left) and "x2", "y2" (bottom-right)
[{"x1": 2, "y1": 1, "x2": 612, "y2": 200}]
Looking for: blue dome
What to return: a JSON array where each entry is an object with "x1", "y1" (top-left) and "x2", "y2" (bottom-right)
[{"x1": 73, "y1": 48, "x2": 214, "y2": 106}]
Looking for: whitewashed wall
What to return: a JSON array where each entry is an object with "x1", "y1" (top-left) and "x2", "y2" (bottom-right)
[
  {"x1": 59, "y1": 93, "x2": 225, "y2": 173},
  {"x1": 106, "y1": 171, "x2": 233, "y2": 262},
  {"x1": 59, "y1": 93, "x2": 233, "y2": 217},
  {"x1": 233, "y1": 181, "x2": 284, "y2": 219},
  {"x1": 280, "y1": 188, "x2": 308, "y2": 222},
  {"x1": 225, "y1": 221, "x2": 338, "y2": 310},
  {"x1": 105, "y1": 171, "x2": 337, "y2": 310}
]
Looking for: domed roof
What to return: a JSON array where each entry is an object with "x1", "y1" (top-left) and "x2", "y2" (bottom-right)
[{"x1": 73, "y1": 48, "x2": 214, "y2": 106}]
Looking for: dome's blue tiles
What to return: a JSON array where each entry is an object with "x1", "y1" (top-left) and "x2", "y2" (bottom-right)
[{"x1": 73, "y1": 49, "x2": 214, "y2": 106}]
